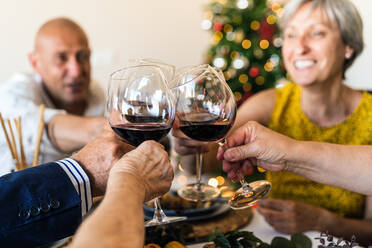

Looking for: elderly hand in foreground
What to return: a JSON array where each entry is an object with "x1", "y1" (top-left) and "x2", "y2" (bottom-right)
[
  {"x1": 71, "y1": 120, "x2": 135, "y2": 197},
  {"x1": 217, "y1": 121, "x2": 295, "y2": 181},
  {"x1": 109, "y1": 140, "x2": 174, "y2": 202},
  {"x1": 172, "y1": 127, "x2": 210, "y2": 155},
  {"x1": 257, "y1": 199, "x2": 331, "y2": 234}
]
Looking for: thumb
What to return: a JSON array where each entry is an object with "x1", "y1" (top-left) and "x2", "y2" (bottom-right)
[{"x1": 223, "y1": 143, "x2": 259, "y2": 162}]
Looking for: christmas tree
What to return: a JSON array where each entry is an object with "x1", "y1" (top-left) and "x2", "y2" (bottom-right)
[{"x1": 202, "y1": 0, "x2": 286, "y2": 106}]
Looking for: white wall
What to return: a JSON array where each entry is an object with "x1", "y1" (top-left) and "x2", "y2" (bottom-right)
[
  {"x1": 345, "y1": 0, "x2": 372, "y2": 90},
  {"x1": 0, "y1": 0, "x2": 370, "y2": 90},
  {"x1": 0, "y1": 0, "x2": 211, "y2": 88}
]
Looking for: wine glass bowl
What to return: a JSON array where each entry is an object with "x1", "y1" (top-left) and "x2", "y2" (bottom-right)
[
  {"x1": 128, "y1": 58, "x2": 176, "y2": 86},
  {"x1": 173, "y1": 64, "x2": 236, "y2": 202},
  {"x1": 107, "y1": 65, "x2": 175, "y2": 146}
]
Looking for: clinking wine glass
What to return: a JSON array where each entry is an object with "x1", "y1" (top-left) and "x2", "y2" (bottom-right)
[
  {"x1": 106, "y1": 64, "x2": 186, "y2": 226},
  {"x1": 172, "y1": 64, "x2": 236, "y2": 202},
  {"x1": 128, "y1": 58, "x2": 176, "y2": 85},
  {"x1": 174, "y1": 65, "x2": 271, "y2": 208}
]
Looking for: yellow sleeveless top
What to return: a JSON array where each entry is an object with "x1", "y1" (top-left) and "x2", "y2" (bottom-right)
[{"x1": 267, "y1": 83, "x2": 372, "y2": 218}]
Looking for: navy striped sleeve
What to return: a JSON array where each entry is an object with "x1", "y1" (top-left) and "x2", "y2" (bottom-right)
[{"x1": 56, "y1": 158, "x2": 92, "y2": 216}]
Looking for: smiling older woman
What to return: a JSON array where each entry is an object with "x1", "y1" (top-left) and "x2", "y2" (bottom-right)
[
  {"x1": 233, "y1": 0, "x2": 372, "y2": 244},
  {"x1": 172, "y1": 0, "x2": 372, "y2": 245}
]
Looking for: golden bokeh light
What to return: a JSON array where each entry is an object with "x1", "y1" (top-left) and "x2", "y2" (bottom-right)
[
  {"x1": 259, "y1": 39, "x2": 270, "y2": 49},
  {"x1": 212, "y1": 31, "x2": 223, "y2": 45},
  {"x1": 271, "y1": 3, "x2": 281, "y2": 12},
  {"x1": 239, "y1": 74, "x2": 249, "y2": 83},
  {"x1": 242, "y1": 39, "x2": 252, "y2": 49},
  {"x1": 234, "y1": 31, "x2": 245, "y2": 43},
  {"x1": 214, "y1": 31, "x2": 223, "y2": 40},
  {"x1": 224, "y1": 24, "x2": 233, "y2": 33},
  {"x1": 256, "y1": 76, "x2": 265, "y2": 85},
  {"x1": 250, "y1": 20, "x2": 260, "y2": 31},
  {"x1": 243, "y1": 82, "x2": 252, "y2": 92},
  {"x1": 230, "y1": 51, "x2": 239, "y2": 59},
  {"x1": 266, "y1": 15, "x2": 277, "y2": 25},
  {"x1": 234, "y1": 91, "x2": 242, "y2": 101},
  {"x1": 224, "y1": 71, "x2": 231, "y2": 80},
  {"x1": 216, "y1": 176, "x2": 225, "y2": 186},
  {"x1": 264, "y1": 61, "x2": 274, "y2": 72},
  {"x1": 276, "y1": 8, "x2": 284, "y2": 18}
]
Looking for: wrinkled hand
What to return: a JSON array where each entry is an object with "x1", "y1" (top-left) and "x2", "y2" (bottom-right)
[
  {"x1": 257, "y1": 199, "x2": 329, "y2": 234},
  {"x1": 217, "y1": 121, "x2": 294, "y2": 181},
  {"x1": 71, "y1": 123, "x2": 135, "y2": 197},
  {"x1": 172, "y1": 127, "x2": 209, "y2": 155},
  {"x1": 109, "y1": 141, "x2": 174, "y2": 202}
]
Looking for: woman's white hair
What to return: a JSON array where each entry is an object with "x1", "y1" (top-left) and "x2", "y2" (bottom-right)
[{"x1": 280, "y1": 0, "x2": 364, "y2": 76}]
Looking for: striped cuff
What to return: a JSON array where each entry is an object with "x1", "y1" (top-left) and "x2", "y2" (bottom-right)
[{"x1": 56, "y1": 158, "x2": 93, "y2": 217}]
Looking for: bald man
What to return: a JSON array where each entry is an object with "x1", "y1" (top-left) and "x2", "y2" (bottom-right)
[{"x1": 0, "y1": 18, "x2": 105, "y2": 175}]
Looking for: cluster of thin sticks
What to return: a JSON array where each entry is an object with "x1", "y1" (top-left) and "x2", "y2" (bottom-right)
[{"x1": 0, "y1": 104, "x2": 45, "y2": 171}]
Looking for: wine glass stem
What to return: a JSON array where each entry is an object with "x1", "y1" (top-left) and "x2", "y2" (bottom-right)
[
  {"x1": 195, "y1": 152, "x2": 203, "y2": 191},
  {"x1": 153, "y1": 197, "x2": 167, "y2": 222},
  {"x1": 239, "y1": 176, "x2": 253, "y2": 196}
]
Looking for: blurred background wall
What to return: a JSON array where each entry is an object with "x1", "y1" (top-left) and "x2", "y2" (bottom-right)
[{"x1": 0, "y1": 0, "x2": 370, "y2": 90}]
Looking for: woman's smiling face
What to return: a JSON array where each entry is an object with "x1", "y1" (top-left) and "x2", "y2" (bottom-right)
[{"x1": 282, "y1": 2, "x2": 353, "y2": 86}]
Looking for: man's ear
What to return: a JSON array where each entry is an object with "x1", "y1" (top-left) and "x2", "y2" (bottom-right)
[{"x1": 28, "y1": 52, "x2": 40, "y2": 73}]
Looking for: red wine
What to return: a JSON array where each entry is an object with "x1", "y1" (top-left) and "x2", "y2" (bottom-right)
[
  {"x1": 111, "y1": 124, "x2": 171, "y2": 146},
  {"x1": 178, "y1": 113, "x2": 231, "y2": 141},
  {"x1": 179, "y1": 123, "x2": 231, "y2": 141}
]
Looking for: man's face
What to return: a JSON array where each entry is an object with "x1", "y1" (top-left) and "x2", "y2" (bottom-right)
[{"x1": 33, "y1": 27, "x2": 91, "y2": 105}]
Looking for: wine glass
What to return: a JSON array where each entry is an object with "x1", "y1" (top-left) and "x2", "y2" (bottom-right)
[
  {"x1": 106, "y1": 64, "x2": 186, "y2": 226},
  {"x1": 172, "y1": 64, "x2": 236, "y2": 202},
  {"x1": 128, "y1": 58, "x2": 176, "y2": 85}
]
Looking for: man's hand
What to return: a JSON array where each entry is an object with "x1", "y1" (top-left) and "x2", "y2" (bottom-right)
[
  {"x1": 257, "y1": 199, "x2": 330, "y2": 234},
  {"x1": 71, "y1": 125, "x2": 134, "y2": 197},
  {"x1": 217, "y1": 121, "x2": 295, "y2": 181},
  {"x1": 109, "y1": 140, "x2": 174, "y2": 202}
]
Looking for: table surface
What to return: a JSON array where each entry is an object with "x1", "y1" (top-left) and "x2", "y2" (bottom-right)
[{"x1": 187, "y1": 208, "x2": 320, "y2": 248}]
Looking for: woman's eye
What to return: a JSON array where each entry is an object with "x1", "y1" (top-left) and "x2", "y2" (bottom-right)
[
  {"x1": 285, "y1": 32, "x2": 296, "y2": 39},
  {"x1": 312, "y1": 31, "x2": 325, "y2": 37}
]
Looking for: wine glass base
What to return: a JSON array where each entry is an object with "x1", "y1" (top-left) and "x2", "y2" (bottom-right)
[
  {"x1": 177, "y1": 183, "x2": 220, "y2": 202},
  {"x1": 145, "y1": 216, "x2": 187, "y2": 227},
  {"x1": 229, "y1": 180, "x2": 271, "y2": 210}
]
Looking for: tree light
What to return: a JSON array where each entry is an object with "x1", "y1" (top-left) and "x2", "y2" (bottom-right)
[
  {"x1": 213, "y1": 57, "x2": 226, "y2": 68},
  {"x1": 201, "y1": 19, "x2": 212, "y2": 30},
  {"x1": 208, "y1": 178, "x2": 219, "y2": 188},
  {"x1": 237, "y1": 0, "x2": 249, "y2": 9}
]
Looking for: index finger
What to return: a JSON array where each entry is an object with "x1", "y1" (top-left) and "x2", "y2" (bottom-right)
[{"x1": 226, "y1": 123, "x2": 255, "y2": 149}]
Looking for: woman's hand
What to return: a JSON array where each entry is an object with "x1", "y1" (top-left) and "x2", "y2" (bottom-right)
[
  {"x1": 257, "y1": 199, "x2": 332, "y2": 234},
  {"x1": 217, "y1": 121, "x2": 295, "y2": 181}
]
